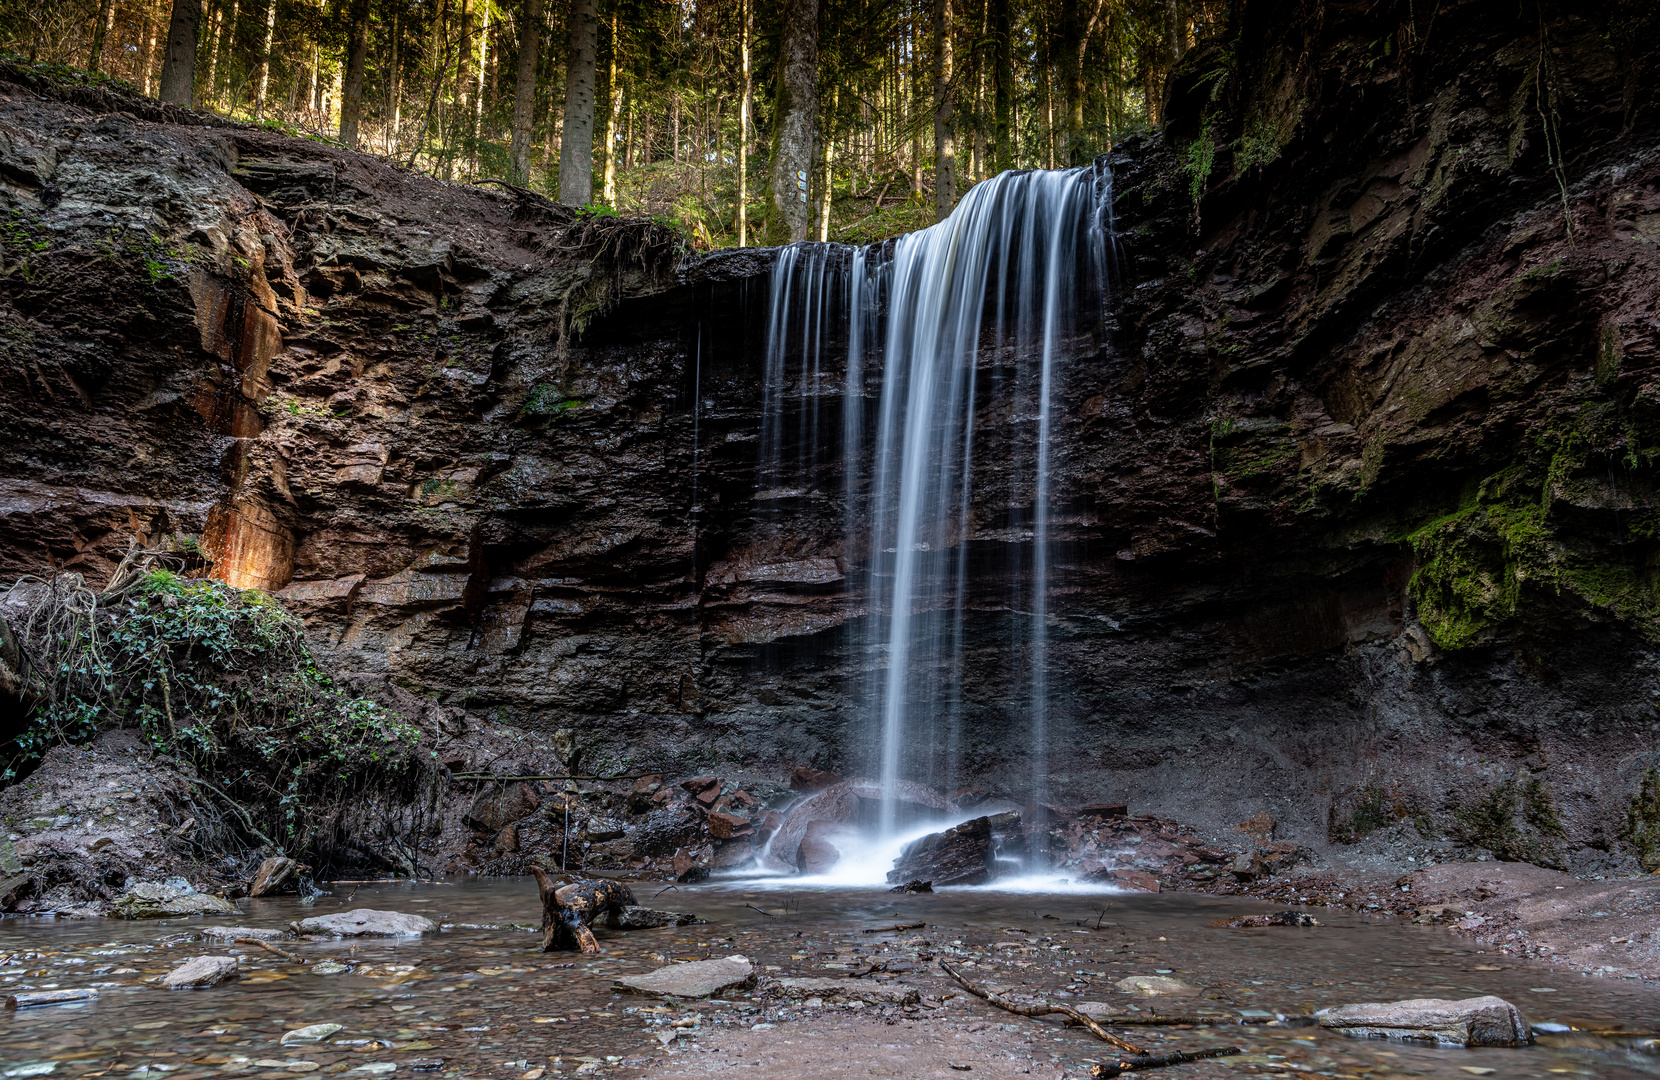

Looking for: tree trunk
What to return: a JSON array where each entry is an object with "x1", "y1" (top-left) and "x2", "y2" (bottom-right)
[
  {"x1": 765, "y1": 0, "x2": 818, "y2": 243},
  {"x1": 216, "y1": 0, "x2": 239, "y2": 110},
  {"x1": 88, "y1": 0, "x2": 116, "y2": 73},
  {"x1": 202, "y1": 0, "x2": 222, "y2": 106},
  {"x1": 471, "y1": 0, "x2": 490, "y2": 178},
  {"x1": 600, "y1": 12, "x2": 620, "y2": 203},
  {"x1": 932, "y1": 0, "x2": 955, "y2": 220},
  {"x1": 386, "y1": 6, "x2": 401, "y2": 152},
  {"x1": 509, "y1": 0, "x2": 544, "y2": 184},
  {"x1": 735, "y1": 0, "x2": 751, "y2": 245},
  {"x1": 816, "y1": 84, "x2": 836, "y2": 240},
  {"x1": 140, "y1": 12, "x2": 160, "y2": 94},
  {"x1": 339, "y1": 0, "x2": 372, "y2": 145},
  {"x1": 557, "y1": 0, "x2": 597, "y2": 204},
  {"x1": 991, "y1": 0, "x2": 1010, "y2": 171},
  {"x1": 253, "y1": 0, "x2": 276, "y2": 118},
  {"x1": 158, "y1": 0, "x2": 202, "y2": 106}
]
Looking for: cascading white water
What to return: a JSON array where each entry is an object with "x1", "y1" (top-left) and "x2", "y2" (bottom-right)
[{"x1": 760, "y1": 164, "x2": 1114, "y2": 861}]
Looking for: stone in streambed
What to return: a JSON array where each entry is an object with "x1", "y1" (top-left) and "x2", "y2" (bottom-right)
[
  {"x1": 1116, "y1": 975, "x2": 1200, "y2": 996},
  {"x1": 200, "y1": 925, "x2": 287, "y2": 940},
  {"x1": 770, "y1": 977, "x2": 920, "y2": 1005},
  {"x1": 249, "y1": 856, "x2": 300, "y2": 897},
  {"x1": 162, "y1": 955, "x2": 239, "y2": 988},
  {"x1": 613, "y1": 955, "x2": 755, "y2": 999},
  {"x1": 1075, "y1": 1001, "x2": 1125, "y2": 1019},
  {"x1": 281, "y1": 1023, "x2": 344, "y2": 1044},
  {"x1": 1316, "y1": 996, "x2": 1531, "y2": 1047},
  {"x1": 887, "y1": 816, "x2": 996, "y2": 887},
  {"x1": 798, "y1": 820, "x2": 843, "y2": 873},
  {"x1": 111, "y1": 879, "x2": 235, "y2": 918},
  {"x1": 294, "y1": 908, "x2": 436, "y2": 936}
]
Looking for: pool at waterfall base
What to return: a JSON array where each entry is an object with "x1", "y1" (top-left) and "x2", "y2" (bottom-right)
[{"x1": 6, "y1": 878, "x2": 1660, "y2": 1080}]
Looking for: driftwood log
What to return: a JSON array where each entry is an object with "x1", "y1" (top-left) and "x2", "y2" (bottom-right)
[{"x1": 530, "y1": 868, "x2": 697, "y2": 952}]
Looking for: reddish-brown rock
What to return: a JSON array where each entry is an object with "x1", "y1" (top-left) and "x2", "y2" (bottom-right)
[{"x1": 706, "y1": 810, "x2": 753, "y2": 840}]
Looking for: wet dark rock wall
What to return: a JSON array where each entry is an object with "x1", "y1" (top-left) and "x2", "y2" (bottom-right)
[{"x1": 3, "y1": 0, "x2": 1660, "y2": 874}]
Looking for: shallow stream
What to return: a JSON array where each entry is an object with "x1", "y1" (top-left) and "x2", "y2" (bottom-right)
[{"x1": 3, "y1": 879, "x2": 1658, "y2": 1080}]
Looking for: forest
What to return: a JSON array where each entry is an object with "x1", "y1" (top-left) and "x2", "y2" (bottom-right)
[{"x1": 0, "y1": 0, "x2": 1222, "y2": 247}]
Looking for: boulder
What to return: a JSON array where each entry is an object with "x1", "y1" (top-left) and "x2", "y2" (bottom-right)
[
  {"x1": 770, "y1": 977, "x2": 921, "y2": 1005},
  {"x1": 887, "y1": 815, "x2": 996, "y2": 886},
  {"x1": 162, "y1": 955, "x2": 239, "y2": 988},
  {"x1": 763, "y1": 778, "x2": 949, "y2": 873},
  {"x1": 294, "y1": 908, "x2": 436, "y2": 936},
  {"x1": 1316, "y1": 996, "x2": 1532, "y2": 1047},
  {"x1": 613, "y1": 955, "x2": 755, "y2": 999},
  {"x1": 1116, "y1": 975, "x2": 1200, "y2": 996},
  {"x1": 111, "y1": 879, "x2": 235, "y2": 919},
  {"x1": 1235, "y1": 812, "x2": 1275, "y2": 843},
  {"x1": 672, "y1": 845, "x2": 712, "y2": 882},
  {"x1": 249, "y1": 857, "x2": 299, "y2": 897},
  {"x1": 1075, "y1": 1001, "x2": 1124, "y2": 1020},
  {"x1": 463, "y1": 782, "x2": 540, "y2": 832},
  {"x1": 797, "y1": 820, "x2": 843, "y2": 873}
]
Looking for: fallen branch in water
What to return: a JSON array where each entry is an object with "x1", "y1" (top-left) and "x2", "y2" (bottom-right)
[
  {"x1": 745, "y1": 903, "x2": 776, "y2": 917},
  {"x1": 1097, "y1": 1014, "x2": 1214, "y2": 1026},
  {"x1": 237, "y1": 938, "x2": 305, "y2": 963},
  {"x1": 939, "y1": 960, "x2": 1144, "y2": 1055},
  {"x1": 862, "y1": 921, "x2": 925, "y2": 934},
  {"x1": 1090, "y1": 1047, "x2": 1242, "y2": 1076}
]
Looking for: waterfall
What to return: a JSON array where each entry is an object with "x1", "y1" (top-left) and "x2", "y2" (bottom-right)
[{"x1": 760, "y1": 164, "x2": 1114, "y2": 845}]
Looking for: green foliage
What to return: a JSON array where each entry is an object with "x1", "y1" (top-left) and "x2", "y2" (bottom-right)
[
  {"x1": 3, "y1": 561, "x2": 423, "y2": 851},
  {"x1": 1181, "y1": 115, "x2": 1218, "y2": 219}
]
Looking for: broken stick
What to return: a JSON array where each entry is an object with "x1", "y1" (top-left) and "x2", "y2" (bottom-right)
[
  {"x1": 236, "y1": 938, "x2": 305, "y2": 963},
  {"x1": 939, "y1": 959, "x2": 1145, "y2": 1056},
  {"x1": 861, "y1": 921, "x2": 926, "y2": 934},
  {"x1": 1090, "y1": 1047, "x2": 1242, "y2": 1076}
]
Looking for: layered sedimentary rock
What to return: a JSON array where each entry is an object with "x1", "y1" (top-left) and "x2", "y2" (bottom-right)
[{"x1": 1, "y1": 0, "x2": 1659, "y2": 874}]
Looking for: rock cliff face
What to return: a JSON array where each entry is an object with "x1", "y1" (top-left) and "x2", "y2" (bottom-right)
[{"x1": 1, "y1": 1, "x2": 1658, "y2": 872}]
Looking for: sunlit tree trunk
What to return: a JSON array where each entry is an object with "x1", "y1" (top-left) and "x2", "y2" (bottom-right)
[
  {"x1": 140, "y1": 12, "x2": 160, "y2": 94},
  {"x1": 765, "y1": 0, "x2": 817, "y2": 242},
  {"x1": 557, "y1": 0, "x2": 597, "y2": 204},
  {"x1": 509, "y1": 0, "x2": 543, "y2": 184},
  {"x1": 735, "y1": 0, "x2": 751, "y2": 245},
  {"x1": 600, "y1": 12, "x2": 620, "y2": 203},
  {"x1": 158, "y1": 0, "x2": 202, "y2": 106},
  {"x1": 253, "y1": 0, "x2": 276, "y2": 117},
  {"x1": 338, "y1": 0, "x2": 370, "y2": 141},
  {"x1": 816, "y1": 85, "x2": 836, "y2": 240},
  {"x1": 386, "y1": 7, "x2": 402, "y2": 153},
  {"x1": 473, "y1": 0, "x2": 490, "y2": 177},
  {"x1": 932, "y1": 0, "x2": 955, "y2": 219}
]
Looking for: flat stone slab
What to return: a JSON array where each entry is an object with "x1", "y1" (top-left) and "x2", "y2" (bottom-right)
[
  {"x1": 613, "y1": 955, "x2": 755, "y2": 999},
  {"x1": 281, "y1": 1023, "x2": 345, "y2": 1044},
  {"x1": 1116, "y1": 975, "x2": 1201, "y2": 996},
  {"x1": 1076, "y1": 1001, "x2": 1125, "y2": 1019},
  {"x1": 294, "y1": 909, "x2": 436, "y2": 937},
  {"x1": 200, "y1": 925, "x2": 286, "y2": 941},
  {"x1": 771, "y1": 977, "x2": 921, "y2": 1006},
  {"x1": 163, "y1": 955, "x2": 239, "y2": 988},
  {"x1": 1317, "y1": 996, "x2": 1531, "y2": 1047}
]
